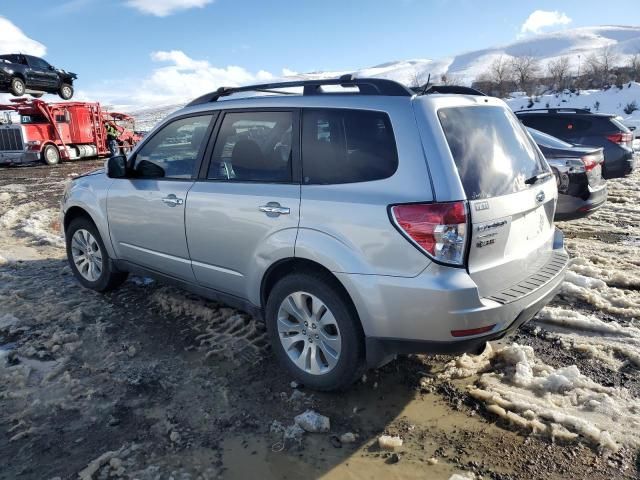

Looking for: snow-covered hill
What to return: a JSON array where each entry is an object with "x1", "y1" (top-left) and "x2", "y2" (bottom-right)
[
  {"x1": 293, "y1": 25, "x2": 640, "y2": 86},
  {"x1": 127, "y1": 25, "x2": 640, "y2": 130}
]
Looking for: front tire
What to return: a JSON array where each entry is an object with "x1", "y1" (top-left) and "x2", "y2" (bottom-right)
[
  {"x1": 59, "y1": 83, "x2": 74, "y2": 100},
  {"x1": 65, "y1": 217, "x2": 128, "y2": 292},
  {"x1": 42, "y1": 145, "x2": 60, "y2": 165},
  {"x1": 265, "y1": 272, "x2": 365, "y2": 391},
  {"x1": 10, "y1": 77, "x2": 25, "y2": 96}
]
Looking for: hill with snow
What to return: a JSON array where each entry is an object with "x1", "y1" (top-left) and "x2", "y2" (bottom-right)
[
  {"x1": 292, "y1": 25, "x2": 640, "y2": 86},
  {"x1": 129, "y1": 25, "x2": 640, "y2": 129}
]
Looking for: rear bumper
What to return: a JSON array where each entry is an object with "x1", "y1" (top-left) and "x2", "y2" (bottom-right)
[
  {"x1": 0, "y1": 151, "x2": 39, "y2": 165},
  {"x1": 337, "y1": 229, "x2": 568, "y2": 367},
  {"x1": 555, "y1": 183, "x2": 608, "y2": 221}
]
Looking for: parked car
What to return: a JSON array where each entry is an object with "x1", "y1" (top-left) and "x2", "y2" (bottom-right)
[
  {"x1": 61, "y1": 76, "x2": 568, "y2": 390},
  {"x1": 515, "y1": 108, "x2": 635, "y2": 179},
  {"x1": 0, "y1": 54, "x2": 76, "y2": 100},
  {"x1": 526, "y1": 127, "x2": 607, "y2": 221}
]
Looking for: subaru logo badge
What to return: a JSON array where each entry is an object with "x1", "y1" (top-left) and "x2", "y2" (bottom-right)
[{"x1": 536, "y1": 191, "x2": 545, "y2": 203}]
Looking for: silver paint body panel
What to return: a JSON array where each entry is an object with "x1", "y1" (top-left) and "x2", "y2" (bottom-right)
[{"x1": 61, "y1": 91, "x2": 567, "y2": 347}]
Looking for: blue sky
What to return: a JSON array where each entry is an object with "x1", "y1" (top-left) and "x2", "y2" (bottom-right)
[{"x1": 0, "y1": 0, "x2": 636, "y2": 107}]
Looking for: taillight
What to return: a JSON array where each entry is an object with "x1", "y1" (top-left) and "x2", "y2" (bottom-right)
[
  {"x1": 391, "y1": 201, "x2": 468, "y2": 266},
  {"x1": 580, "y1": 153, "x2": 602, "y2": 171},
  {"x1": 606, "y1": 133, "x2": 633, "y2": 146}
]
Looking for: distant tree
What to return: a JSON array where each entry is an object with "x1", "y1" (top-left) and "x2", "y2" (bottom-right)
[
  {"x1": 547, "y1": 56, "x2": 571, "y2": 91},
  {"x1": 439, "y1": 72, "x2": 463, "y2": 86},
  {"x1": 511, "y1": 55, "x2": 540, "y2": 94},
  {"x1": 628, "y1": 52, "x2": 640, "y2": 81},
  {"x1": 486, "y1": 56, "x2": 513, "y2": 97},
  {"x1": 586, "y1": 46, "x2": 620, "y2": 87}
]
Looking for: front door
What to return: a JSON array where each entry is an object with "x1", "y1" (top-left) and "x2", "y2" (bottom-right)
[
  {"x1": 107, "y1": 114, "x2": 215, "y2": 281},
  {"x1": 186, "y1": 110, "x2": 300, "y2": 300}
]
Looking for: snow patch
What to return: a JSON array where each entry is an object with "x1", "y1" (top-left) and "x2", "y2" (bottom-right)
[{"x1": 444, "y1": 343, "x2": 640, "y2": 451}]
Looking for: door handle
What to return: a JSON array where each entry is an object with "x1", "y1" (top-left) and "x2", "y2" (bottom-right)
[
  {"x1": 162, "y1": 194, "x2": 184, "y2": 207},
  {"x1": 259, "y1": 202, "x2": 290, "y2": 216}
]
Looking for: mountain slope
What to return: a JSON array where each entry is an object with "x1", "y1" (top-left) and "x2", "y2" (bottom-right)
[{"x1": 290, "y1": 25, "x2": 640, "y2": 86}]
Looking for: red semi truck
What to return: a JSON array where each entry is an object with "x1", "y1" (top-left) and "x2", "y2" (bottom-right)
[{"x1": 0, "y1": 99, "x2": 140, "y2": 165}]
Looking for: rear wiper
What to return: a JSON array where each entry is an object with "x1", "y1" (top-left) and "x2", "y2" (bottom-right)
[{"x1": 524, "y1": 171, "x2": 553, "y2": 185}]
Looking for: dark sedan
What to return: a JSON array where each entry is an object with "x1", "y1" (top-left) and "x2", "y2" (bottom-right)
[{"x1": 527, "y1": 127, "x2": 607, "y2": 221}]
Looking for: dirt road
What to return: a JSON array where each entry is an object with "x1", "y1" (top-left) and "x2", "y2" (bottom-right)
[{"x1": 1, "y1": 160, "x2": 638, "y2": 479}]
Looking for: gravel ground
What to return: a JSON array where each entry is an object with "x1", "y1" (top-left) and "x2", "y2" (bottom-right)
[{"x1": 0, "y1": 159, "x2": 638, "y2": 480}]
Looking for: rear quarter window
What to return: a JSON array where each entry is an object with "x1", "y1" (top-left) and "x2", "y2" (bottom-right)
[
  {"x1": 439, "y1": 106, "x2": 547, "y2": 200},
  {"x1": 301, "y1": 109, "x2": 398, "y2": 184}
]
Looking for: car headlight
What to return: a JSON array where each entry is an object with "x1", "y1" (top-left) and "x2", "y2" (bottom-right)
[{"x1": 1, "y1": 67, "x2": 13, "y2": 74}]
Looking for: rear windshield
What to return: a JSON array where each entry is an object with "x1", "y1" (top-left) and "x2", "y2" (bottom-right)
[
  {"x1": 438, "y1": 106, "x2": 547, "y2": 200},
  {"x1": 527, "y1": 127, "x2": 573, "y2": 149}
]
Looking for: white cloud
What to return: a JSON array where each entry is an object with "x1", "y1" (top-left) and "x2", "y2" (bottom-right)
[
  {"x1": 521, "y1": 10, "x2": 572, "y2": 35},
  {"x1": 0, "y1": 17, "x2": 46, "y2": 56},
  {"x1": 282, "y1": 68, "x2": 299, "y2": 77},
  {"x1": 125, "y1": 0, "x2": 214, "y2": 17},
  {"x1": 83, "y1": 50, "x2": 279, "y2": 108}
]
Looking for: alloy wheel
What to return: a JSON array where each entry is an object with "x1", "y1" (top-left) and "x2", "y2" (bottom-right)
[
  {"x1": 277, "y1": 291, "x2": 342, "y2": 375},
  {"x1": 71, "y1": 229, "x2": 103, "y2": 282}
]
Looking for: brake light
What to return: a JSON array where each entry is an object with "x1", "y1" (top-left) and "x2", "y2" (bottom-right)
[
  {"x1": 580, "y1": 153, "x2": 602, "y2": 171},
  {"x1": 606, "y1": 133, "x2": 633, "y2": 146},
  {"x1": 391, "y1": 201, "x2": 468, "y2": 266}
]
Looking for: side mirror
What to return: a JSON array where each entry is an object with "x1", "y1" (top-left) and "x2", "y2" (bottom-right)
[{"x1": 106, "y1": 155, "x2": 128, "y2": 178}]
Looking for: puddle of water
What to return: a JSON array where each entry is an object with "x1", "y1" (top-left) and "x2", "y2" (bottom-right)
[{"x1": 221, "y1": 379, "x2": 517, "y2": 480}]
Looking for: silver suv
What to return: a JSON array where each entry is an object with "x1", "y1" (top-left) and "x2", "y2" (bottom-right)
[{"x1": 61, "y1": 77, "x2": 568, "y2": 390}]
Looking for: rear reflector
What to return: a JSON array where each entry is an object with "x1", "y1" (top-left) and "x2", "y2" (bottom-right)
[
  {"x1": 391, "y1": 201, "x2": 467, "y2": 266},
  {"x1": 451, "y1": 324, "x2": 496, "y2": 338}
]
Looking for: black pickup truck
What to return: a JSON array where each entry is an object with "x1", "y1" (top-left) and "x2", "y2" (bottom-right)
[{"x1": 0, "y1": 54, "x2": 76, "y2": 100}]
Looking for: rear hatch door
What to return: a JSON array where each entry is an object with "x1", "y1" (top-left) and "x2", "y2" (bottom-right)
[{"x1": 438, "y1": 105, "x2": 558, "y2": 300}]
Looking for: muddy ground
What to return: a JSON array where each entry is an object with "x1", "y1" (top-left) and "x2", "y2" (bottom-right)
[{"x1": 0, "y1": 160, "x2": 638, "y2": 480}]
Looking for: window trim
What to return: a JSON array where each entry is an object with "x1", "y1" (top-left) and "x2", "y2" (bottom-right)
[
  {"x1": 197, "y1": 107, "x2": 301, "y2": 185},
  {"x1": 300, "y1": 107, "x2": 399, "y2": 185},
  {"x1": 126, "y1": 111, "x2": 219, "y2": 182}
]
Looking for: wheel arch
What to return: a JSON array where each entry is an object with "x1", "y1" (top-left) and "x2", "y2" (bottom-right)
[
  {"x1": 62, "y1": 196, "x2": 116, "y2": 259},
  {"x1": 260, "y1": 257, "x2": 364, "y2": 335}
]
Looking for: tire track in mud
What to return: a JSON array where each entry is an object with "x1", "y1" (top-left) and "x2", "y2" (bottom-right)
[{"x1": 150, "y1": 287, "x2": 270, "y2": 366}]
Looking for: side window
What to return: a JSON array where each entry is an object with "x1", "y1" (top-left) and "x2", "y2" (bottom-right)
[
  {"x1": 133, "y1": 115, "x2": 213, "y2": 179},
  {"x1": 301, "y1": 109, "x2": 398, "y2": 184},
  {"x1": 207, "y1": 111, "x2": 293, "y2": 182},
  {"x1": 27, "y1": 56, "x2": 50, "y2": 70}
]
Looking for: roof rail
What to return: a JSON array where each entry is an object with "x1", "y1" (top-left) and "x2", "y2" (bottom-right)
[
  {"x1": 514, "y1": 108, "x2": 592, "y2": 114},
  {"x1": 185, "y1": 74, "x2": 414, "y2": 107},
  {"x1": 414, "y1": 85, "x2": 487, "y2": 96}
]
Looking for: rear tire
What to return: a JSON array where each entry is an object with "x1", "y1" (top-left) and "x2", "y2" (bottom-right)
[
  {"x1": 59, "y1": 83, "x2": 74, "y2": 100},
  {"x1": 9, "y1": 77, "x2": 25, "y2": 96},
  {"x1": 265, "y1": 272, "x2": 365, "y2": 391},
  {"x1": 65, "y1": 217, "x2": 128, "y2": 292},
  {"x1": 42, "y1": 145, "x2": 60, "y2": 165}
]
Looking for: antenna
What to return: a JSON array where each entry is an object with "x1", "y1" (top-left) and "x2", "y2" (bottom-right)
[{"x1": 420, "y1": 73, "x2": 431, "y2": 96}]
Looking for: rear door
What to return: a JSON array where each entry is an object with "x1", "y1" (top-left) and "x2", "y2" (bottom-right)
[
  {"x1": 438, "y1": 105, "x2": 558, "y2": 299},
  {"x1": 185, "y1": 109, "x2": 300, "y2": 299},
  {"x1": 107, "y1": 114, "x2": 215, "y2": 281}
]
